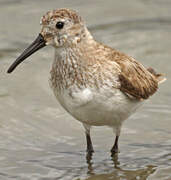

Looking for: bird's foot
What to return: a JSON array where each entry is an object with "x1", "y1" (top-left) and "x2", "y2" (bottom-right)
[
  {"x1": 86, "y1": 147, "x2": 94, "y2": 154},
  {"x1": 86, "y1": 148, "x2": 94, "y2": 162},
  {"x1": 111, "y1": 147, "x2": 120, "y2": 157}
]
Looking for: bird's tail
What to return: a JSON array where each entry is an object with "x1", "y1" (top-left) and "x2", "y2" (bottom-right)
[{"x1": 147, "y1": 67, "x2": 166, "y2": 84}]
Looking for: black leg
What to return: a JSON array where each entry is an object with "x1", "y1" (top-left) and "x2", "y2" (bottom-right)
[
  {"x1": 86, "y1": 133, "x2": 94, "y2": 154},
  {"x1": 111, "y1": 135, "x2": 119, "y2": 155}
]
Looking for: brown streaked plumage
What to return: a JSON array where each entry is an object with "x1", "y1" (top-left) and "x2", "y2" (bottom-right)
[
  {"x1": 7, "y1": 8, "x2": 166, "y2": 156},
  {"x1": 41, "y1": 9, "x2": 82, "y2": 25},
  {"x1": 116, "y1": 55, "x2": 159, "y2": 100}
]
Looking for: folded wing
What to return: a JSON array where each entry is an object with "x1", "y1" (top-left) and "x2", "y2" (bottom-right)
[{"x1": 115, "y1": 56, "x2": 164, "y2": 100}]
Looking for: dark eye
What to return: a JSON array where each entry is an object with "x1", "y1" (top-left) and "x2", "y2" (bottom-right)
[{"x1": 56, "y1": 21, "x2": 64, "y2": 29}]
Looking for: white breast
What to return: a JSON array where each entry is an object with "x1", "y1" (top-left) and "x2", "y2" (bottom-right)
[{"x1": 51, "y1": 84, "x2": 142, "y2": 127}]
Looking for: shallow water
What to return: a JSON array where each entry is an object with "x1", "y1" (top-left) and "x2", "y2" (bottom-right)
[{"x1": 0, "y1": 0, "x2": 171, "y2": 179}]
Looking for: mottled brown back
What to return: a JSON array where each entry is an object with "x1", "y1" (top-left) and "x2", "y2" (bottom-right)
[
  {"x1": 111, "y1": 52, "x2": 159, "y2": 99},
  {"x1": 78, "y1": 41, "x2": 163, "y2": 100}
]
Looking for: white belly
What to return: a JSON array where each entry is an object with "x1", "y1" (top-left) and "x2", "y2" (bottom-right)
[{"x1": 51, "y1": 84, "x2": 142, "y2": 127}]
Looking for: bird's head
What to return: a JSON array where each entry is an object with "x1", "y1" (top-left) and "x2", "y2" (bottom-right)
[
  {"x1": 40, "y1": 8, "x2": 85, "y2": 47},
  {"x1": 7, "y1": 8, "x2": 89, "y2": 73}
]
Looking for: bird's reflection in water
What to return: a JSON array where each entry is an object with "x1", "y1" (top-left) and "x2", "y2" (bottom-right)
[
  {"x1": 86, "y1": 152, "x2": 94, "y2": 175},
  {"x1": 111, "y1": 153, "x2": 120, "y2": 168},
  {"x1": 85, "y1": 153, "x2": 156, "y2": 180}
]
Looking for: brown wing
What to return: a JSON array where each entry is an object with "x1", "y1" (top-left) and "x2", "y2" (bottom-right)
[
  {"x1": 115, "y1": 55, "x2": 159, "y2": 100},
  {"x1": 88, "y1": 42, "x2": 161, "y2": 100}
]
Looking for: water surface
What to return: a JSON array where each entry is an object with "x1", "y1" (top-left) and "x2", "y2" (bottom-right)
[{"x1": 0, "y1": 0, "x2": 171, "y2": 179}]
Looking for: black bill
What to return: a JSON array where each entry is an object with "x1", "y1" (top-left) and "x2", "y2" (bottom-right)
[{"x1": 7, "y1": 33, "x2": 46, "y2": 73}]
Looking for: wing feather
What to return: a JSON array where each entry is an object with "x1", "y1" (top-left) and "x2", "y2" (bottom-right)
[{"x1": 116, "y1": 57, "x2": 158, "y2": 99}]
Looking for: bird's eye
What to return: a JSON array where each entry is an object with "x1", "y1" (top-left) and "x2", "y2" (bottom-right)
[{"x1": 56, "y1": 21, "x2": 64, "y2": 29}]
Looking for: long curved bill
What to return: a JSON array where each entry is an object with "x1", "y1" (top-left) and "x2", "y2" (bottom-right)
[{"x1": 7, "y1": 33, "x2": 46, "y2": 73}]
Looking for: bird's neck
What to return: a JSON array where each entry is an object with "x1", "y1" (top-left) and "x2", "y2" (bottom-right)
[
  {"x1": 66, "y1": 26, "x2": 94, "y2": 47},
  {"x1": 50, "y1": 36, "x2": 96, "y2": 91}
]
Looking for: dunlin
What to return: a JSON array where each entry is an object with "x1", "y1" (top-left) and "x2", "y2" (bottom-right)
[{"x1": 7, "y1": 8, "x2": 166, "y2": 155}]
